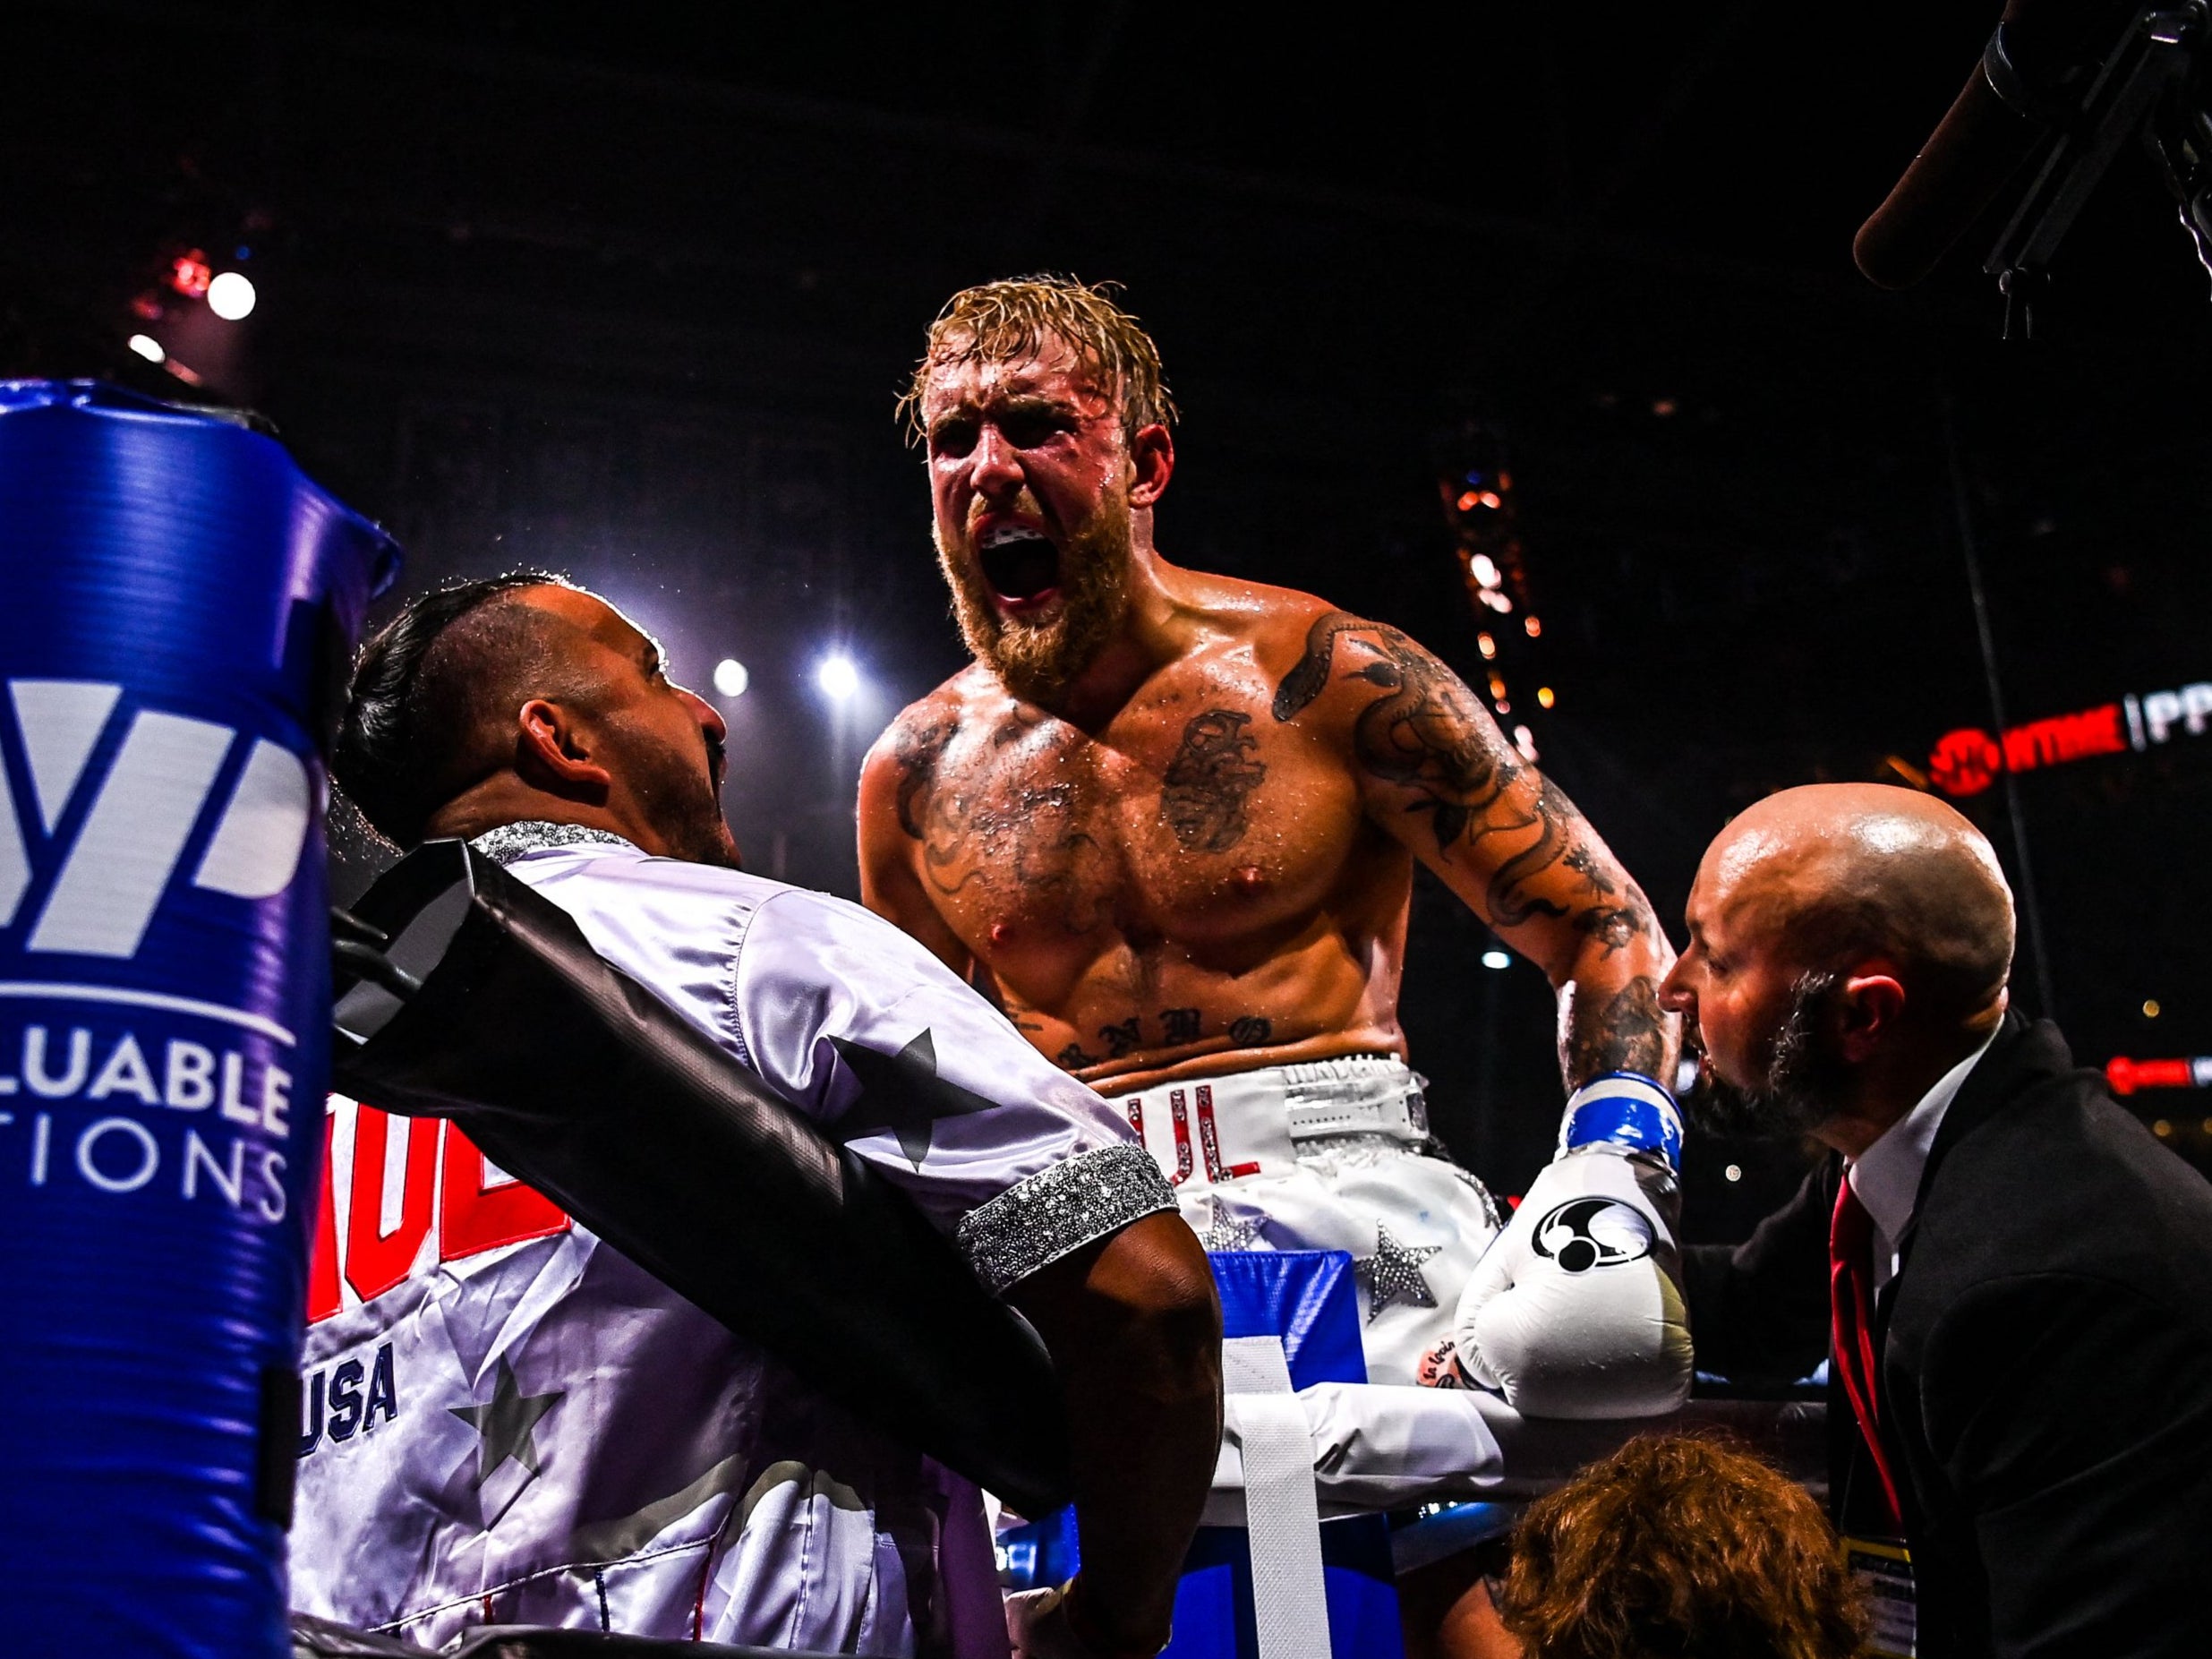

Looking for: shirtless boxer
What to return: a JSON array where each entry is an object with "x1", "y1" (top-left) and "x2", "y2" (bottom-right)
[{"x1": 859, "y1": 278, "x2": 1688, "y2": 1411}]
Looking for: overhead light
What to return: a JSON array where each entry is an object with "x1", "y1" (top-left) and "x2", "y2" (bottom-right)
[
  {"x1": 168, "y1": 252, "x2": 212, "y2": 298},
  {"x1": 1536, "y1": 687, "x2": 1555, "y2": 709},
  {"x1": 1513, "y1": 723, "x2": 1538, "y2": 760},
  {"x1": 206, "y1": 270, "x2": 256, "y2": 321},
  {"x1": 712, "y1": 658, "x2": 749, "y2": 698},
  {"x1": 125, "y1": 334, "x2": 164, "y2": 363},
  {"x1": 816, "y1": 654, "x2": 859, "y2": 700},
  {"x1": 1481, "y1": 949, "x2": 1511, "y2": 971}
]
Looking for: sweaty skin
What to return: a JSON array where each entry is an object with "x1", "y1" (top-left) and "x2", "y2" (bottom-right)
[{"x1": 860, "y1": 342, "x2": 1676, "y2": 1098}]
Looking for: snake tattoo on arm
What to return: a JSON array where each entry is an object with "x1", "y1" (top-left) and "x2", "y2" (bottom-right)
[{"x1": 1274, "y1": 611, "x2": 1669, "y2": 1085}]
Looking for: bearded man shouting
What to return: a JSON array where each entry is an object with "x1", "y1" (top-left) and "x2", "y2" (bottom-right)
[{"x1": 859, "y1": 277, "x2": 1689, "y2": 1430}]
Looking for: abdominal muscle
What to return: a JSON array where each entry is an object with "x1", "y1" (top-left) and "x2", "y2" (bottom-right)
[{"x1": 981, "y1": 894, "x2": 1413, "y2": 1097}]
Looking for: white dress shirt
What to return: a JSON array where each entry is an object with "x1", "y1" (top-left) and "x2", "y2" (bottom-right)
[{"x1": 1846, "y1": 1026, "x2": 2002, "y2": 1291}]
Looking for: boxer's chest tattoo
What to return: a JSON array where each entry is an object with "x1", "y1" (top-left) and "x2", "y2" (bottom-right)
[
  {"x1": 900, "y1": 691, "x2": 1286, "y2": 932},
  {"x1": 896, "y1": 717, "x2": 1118, "y2": 930},
  {"x1": 1158, "y1": 708, "x2": 1267, "y2": 852}
]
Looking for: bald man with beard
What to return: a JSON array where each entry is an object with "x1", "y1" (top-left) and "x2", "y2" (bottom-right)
[{"x1": 1660, "y1": 784, "x2": 2212, "y2": 1659}]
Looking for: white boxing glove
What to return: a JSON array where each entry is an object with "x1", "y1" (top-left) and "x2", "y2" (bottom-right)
[{"x1": 1449, "y1": 1073, "x2": 1693, "y2": 1419}]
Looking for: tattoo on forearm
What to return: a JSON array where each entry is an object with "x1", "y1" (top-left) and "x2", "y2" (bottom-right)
[
  {"x1": 1159, "y1": 709, "x2": 1267, "y2": 852},
  {"x1": 1567, "y1": 975, "x2": 1668, "y2": 1082}
]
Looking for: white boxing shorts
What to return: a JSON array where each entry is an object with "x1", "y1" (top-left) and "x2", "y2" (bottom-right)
[{"x1": 1108, "y1": 1056, "x2": 1500, "y2": 1384}]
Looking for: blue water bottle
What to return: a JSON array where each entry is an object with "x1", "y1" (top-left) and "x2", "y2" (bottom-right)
[{"x1": 0, "y1": 381, "x2": 397, "y2": 1656}]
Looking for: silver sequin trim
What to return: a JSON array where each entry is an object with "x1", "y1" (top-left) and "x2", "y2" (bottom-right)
[
  {"x1": 955, "y1": 1142, "x2": 1179, "y2": 1296},
  {"x1": 469, "y1": 819, "x2": 634, "y2": 867}
]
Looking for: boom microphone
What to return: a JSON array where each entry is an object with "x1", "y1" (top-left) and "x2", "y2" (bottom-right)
[{"x1": 1854, "y1": 0, "x2": 2142, "y2": 289}]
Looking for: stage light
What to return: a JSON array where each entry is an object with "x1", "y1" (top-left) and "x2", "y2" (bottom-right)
[
  {"x1": 2155, "y1": 1119, "x2": 2173, "y2": 1137},
  {"x1": 1457, "y1": 490, "x2": 1482, "y2": 512},
  {"x1": 126, "y1": 334, "x2": 164, "y2": 363},
  {"x1": 1724, "y1": 1164, "x2": 1743, "y2": 1184},
  {"x1": 1477, "y1": 633, "x2": 1497, "y2": 659},
  {"x1": 207, "y1": 270, "x2": 256, "y2": 321},
  {"x1": 1513, "y1": 723, "x2": 1537, "y2": 759},
  {"x1": 712, "y1": 658, "x2": 749, "y2": 698},
  {"x1": 2144, "y1": 999, "x2": 2162, "y2": 1017},
  {"x1": 1481, "y1": 949, "x2": 1510, "y2": 971},
  {"x1": 1470, "y1": 552, "x2": 1501, "y2": 587},
  {"x1": 817, "y1": 654, "x2": 859, "y2": 700},
  {"x1": 1488, "y1": 673, "x2": 1507, "y2": 700},
  {"x1": 1652, "y1": 398, "x2": 1678, "y2": 417},
  {"x1": 168, "y1": 252, "x2": 212, "y2": 298},
  {"x1": 1537, "y1": 687, "x2": 1555, "y2": 709},
  {"x1": 1524, "y1": 615, "x2": 1542, "y2": 637}
]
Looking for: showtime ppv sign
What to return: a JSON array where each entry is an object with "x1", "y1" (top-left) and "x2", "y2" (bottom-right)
[{"x1": 1929, "y1": 679, "x2": 2212, "y2": 797}]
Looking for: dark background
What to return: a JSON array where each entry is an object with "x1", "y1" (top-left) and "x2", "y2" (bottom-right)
[{"x1": 9, "y1": 1, "x2": 2210, "y2": 1229}]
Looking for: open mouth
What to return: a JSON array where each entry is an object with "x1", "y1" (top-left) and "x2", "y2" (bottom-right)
[{"x1": 977, "y1": 524, "x2": 1061, "y2": 604}]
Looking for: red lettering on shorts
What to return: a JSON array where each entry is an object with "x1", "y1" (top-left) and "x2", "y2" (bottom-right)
[{"x1": 1194, "y1": 1085, "x2": 1260, "y2": 1180}]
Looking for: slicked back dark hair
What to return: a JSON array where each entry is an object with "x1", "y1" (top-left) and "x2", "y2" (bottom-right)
[{"x1": 335, "y1": 572, "x2": 567, "y2": 849}]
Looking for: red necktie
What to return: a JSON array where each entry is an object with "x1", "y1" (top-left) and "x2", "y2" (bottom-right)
[{"x1": 1831, "y1": 1176, "x2": 1904, "y2": 1528}]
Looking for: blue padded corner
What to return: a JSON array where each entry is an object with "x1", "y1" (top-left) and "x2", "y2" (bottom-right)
[
  {"x1": 1001, "y1": 1250, "x2": 1405, "y2": 1659},
  {"x1": 1209, "y1": 1249, "x2": 1368, "y2": 1389},
  {"x1": 1157, "y1": 1249, "x2": 1402, "y2": 1659}
]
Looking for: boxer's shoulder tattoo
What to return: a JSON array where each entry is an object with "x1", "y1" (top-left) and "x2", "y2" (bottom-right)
[
  {"x1": 1160, "y1": 1006, "x2": 1203, "y2": 1046},
  {"x1": 1160, "y1": 708, "x2": 1267, "y2": 852},
  {"x1": 1567, "y1": 975, "x2": 1667, "y2": 1082},
  {"x1": 1276, "y1": 613, "x2": 1661, "y2": 953},
  {"x1": 891, "y1": 714, "x2": 957, "y2": 840},
  {"x1": 1228, "y1": 1014, "x2": 1273, "y2": 1046},
  {"x1": 1272, "y1": 611, "x2": 1521, "y2": 857},
  {"x1": 1055, "y1": 1041, "x2": 1100, "y2": 1070}
]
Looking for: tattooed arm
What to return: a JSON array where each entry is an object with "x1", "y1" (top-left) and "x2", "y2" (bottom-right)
[
  {"x1": 858, "y1": 708, "x2": 975, "y2": 978},
  {"x1": 1272, "y1": 610, "x2": 1678, "y2": 1088}
]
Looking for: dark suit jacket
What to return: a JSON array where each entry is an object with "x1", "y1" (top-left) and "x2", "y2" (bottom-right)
[{"x1": 1687, "y1": 1013, "x2": 2212, "y2": 1658}]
